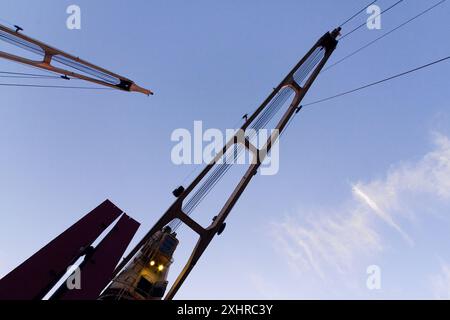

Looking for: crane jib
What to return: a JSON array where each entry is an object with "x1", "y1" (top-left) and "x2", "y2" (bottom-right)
[{"x1": 0, "y1": 23, "x2": 152, "y2": 95}]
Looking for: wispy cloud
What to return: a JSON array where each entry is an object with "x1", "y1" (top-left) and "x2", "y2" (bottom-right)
[
  {"x1": 272, "y1": 199, "x2": 382, "y2": 279},
  {"x1": 430, "y1": 262, "x2": 450, "y2": 300},
  {"x1": 271, "y1": 133, "x2": 450, "y2": 280},
  {"x1": 352, "y1": 184, "x2": 413, "y2": 246}
]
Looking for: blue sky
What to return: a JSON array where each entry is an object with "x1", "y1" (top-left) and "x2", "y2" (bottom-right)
[{"x1": 1, "y1": 0, "x2": 450, "y2": 299}]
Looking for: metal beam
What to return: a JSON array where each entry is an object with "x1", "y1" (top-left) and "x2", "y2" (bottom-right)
[
  {"x1": 0, "y1": 200, "x2": 122, "y2": 300},
  {"x1": 112, "y1": 28, "x2": 342, "y2": 300}
]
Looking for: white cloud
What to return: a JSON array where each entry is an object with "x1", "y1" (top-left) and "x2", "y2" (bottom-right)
[
  {"x1": 271, "y1": 133, "x2": 450, "y2": 280},
  {"x1": 272, "y1": 200, "x2": 383, "y2": 279},
  {"x1": 352, "y1": 184, "x2": 413, "y2": 246},
  {"x1": 430, "y1": 262, "x2": 450, "y2": 300}
]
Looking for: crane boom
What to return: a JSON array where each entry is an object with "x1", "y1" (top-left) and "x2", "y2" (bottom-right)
[
  {"x1": 109, "y1": 27, "x2": 341, "y2": 300},
  {"x1": 0, "y1": 23, "x2": 152, "y2": 95}
]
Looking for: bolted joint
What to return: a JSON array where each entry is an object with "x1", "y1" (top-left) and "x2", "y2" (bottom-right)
[
  {"x1": 14, "y1": 25, "x2": 23, "y2": 33},
  {"x1": 172, "y1": 186, "x2": 185, "y2": 198},
  {"x1": 212, "y1": 216, "x2": 227, "y2": 235},
  {"x1": 217, "y1": 223, "x2": 227, "y2": 236}
]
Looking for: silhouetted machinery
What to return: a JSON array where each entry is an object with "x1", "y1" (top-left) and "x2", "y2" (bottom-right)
[
  {"x1": 110, "y1": 27, "x2": 342, "y2": 300},
  {"x1": 0, "y1": 27, "x2": 340, "y2": 300},
  {"x1": 99, "y1": 227, "x2": 178, "y2": 300}
]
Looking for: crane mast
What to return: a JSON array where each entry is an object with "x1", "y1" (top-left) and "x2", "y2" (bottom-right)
[{"x1": 106, "y1": 27, "x2": 341, "y2": 300}]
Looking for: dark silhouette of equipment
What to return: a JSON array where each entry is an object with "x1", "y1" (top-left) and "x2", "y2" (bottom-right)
[
  {"x1": 0, "y1": 26, "x2": 341, "y2": 301},
  {"x1": 0, "y1": 200, "x2": 140, "y2": 300},
  {"x1": 109, "y1": 27, "x2": 342, "y2": 300},
  {"x1": 50, "y1": 214, "x2": 140, "y2": 300}
]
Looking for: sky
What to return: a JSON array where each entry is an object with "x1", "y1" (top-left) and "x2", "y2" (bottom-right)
[{"x1": 0, "y1": 0, "x2": 450, "y2": 300}]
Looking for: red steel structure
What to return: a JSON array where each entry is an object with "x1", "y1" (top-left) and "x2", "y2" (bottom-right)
[
  {"x1": 0, "y1": 200, "x2": 139, "y2": 300},
  {"x1": 51, "y1": 214, "x2": 140, "y2": 300}
]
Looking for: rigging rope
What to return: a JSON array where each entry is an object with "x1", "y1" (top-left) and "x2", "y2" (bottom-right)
[
  {"x1": 171, "y1": 48, "x2": 326, "y2": 231},
  {"x1": 340, "y1": 0, "x2": 405, "y2": 40},
  {"x1": 339, "y1": 0, "x2": 379, "y2": 28},
  {"x1": 0, "y1": 83, "x2": 113, "y2": 90},
  {"x1": 304, "y1": 56, "x2": 450, "y2": 107},
  {"x1": 323, "y1": 0, "x2": 447, "y2": 73}
]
